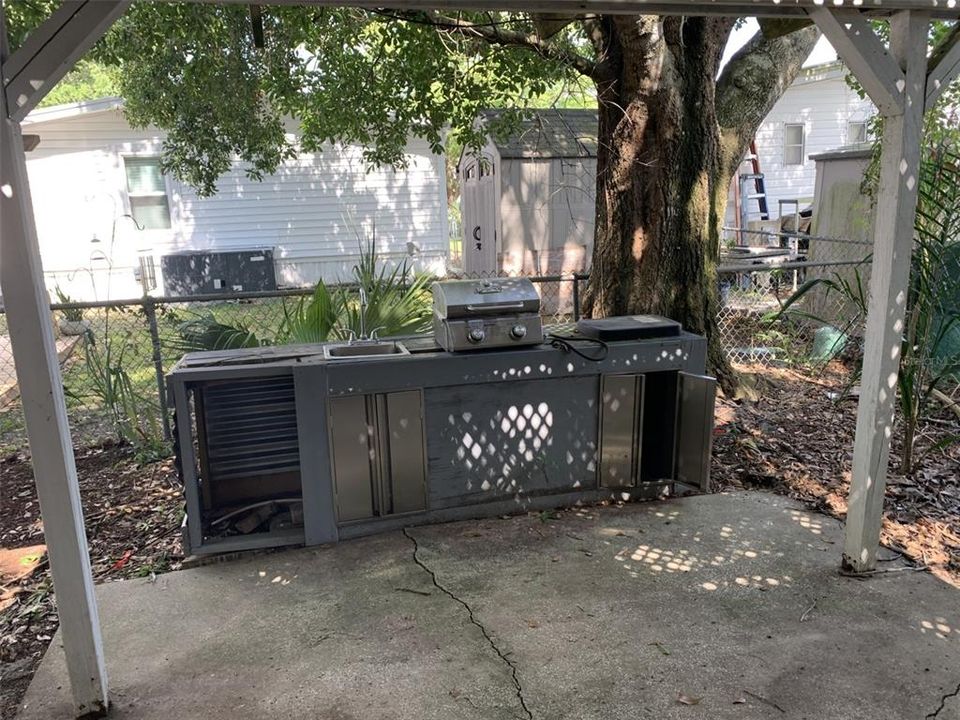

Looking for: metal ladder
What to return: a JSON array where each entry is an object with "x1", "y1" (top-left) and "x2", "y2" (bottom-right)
[{"x1": 736, "y1": 141, "x2": 769, "y2": 241}]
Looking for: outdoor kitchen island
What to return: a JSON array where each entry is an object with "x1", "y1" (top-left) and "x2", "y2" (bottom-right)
[{"x1": 169, "y1": 323, "x2": 716, "y2": 556}]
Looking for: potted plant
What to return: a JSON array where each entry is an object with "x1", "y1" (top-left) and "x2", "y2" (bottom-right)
[{"x1": 54, "y1": 286, "x2": 90, "y2": 336}]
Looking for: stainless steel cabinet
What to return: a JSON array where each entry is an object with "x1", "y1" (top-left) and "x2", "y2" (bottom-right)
[
  {"x1": 329, "y1": 390, "x2": 427, "y2": 522},
  {"x1": 674, "y1": 372, "x2": 717, "y2": 492},
  {"x1": 328, "y1": 395, "x2": 374, "y2": 521},
  {"x1": 598, "y1": 371, "x2": 716, "y2": 491},
  {"x1": 598, "y1": 374, "x2": 645, "y2": 488}
]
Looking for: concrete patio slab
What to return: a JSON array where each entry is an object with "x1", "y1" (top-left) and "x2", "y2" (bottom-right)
[{"x1": 17, "y1": 491, "x2": 960, "y2": 719}]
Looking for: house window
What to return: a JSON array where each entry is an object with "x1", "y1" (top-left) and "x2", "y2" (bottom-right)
[
  {"x1": 848, "y1": 121, "x2": 868, "y2": 144},
  {"x1": 124, "y1": 157, "x2": 171, "y2": 230},
  {"x1": 783, "y1": 124, "x2": 805, "y2": 166}
]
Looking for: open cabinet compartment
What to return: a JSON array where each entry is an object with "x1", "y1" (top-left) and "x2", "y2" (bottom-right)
[
  {"x1": 177, "y1": 373, "x2": 307, "y2": 554},
  {"x1": 598, "y1": 370, "x2": 717, "y2": 491}
]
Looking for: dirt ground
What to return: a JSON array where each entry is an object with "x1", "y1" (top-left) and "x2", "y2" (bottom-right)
[
  {"x1": 0, "y1": 444, "x2": 182, "y2": 719},
  {"x1": 712, "y1": 363, "x2": 960, "y2": 587},
  {"x1": 0, "y1": 364, "x2": 958, "y2": 719}
]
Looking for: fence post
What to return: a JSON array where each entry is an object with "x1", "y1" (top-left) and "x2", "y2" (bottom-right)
[
  {"x1": 572, "y1": 274, "x2": 581, "y2": 322},
  {"x1": 143, "y1": 298, "x2": 171, "y2": 441}
]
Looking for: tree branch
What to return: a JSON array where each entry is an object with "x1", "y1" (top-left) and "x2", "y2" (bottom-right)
[
  {"x1": 375, "y1": 9, "x2": 603, "y2": 82},
  {"x1": 715, "y1": 25, "x2": 821, "y2": 178}
]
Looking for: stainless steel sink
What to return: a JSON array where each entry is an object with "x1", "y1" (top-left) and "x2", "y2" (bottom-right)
[{"x1": 323, "y1": 341, "x2": 410, "y2": 360}]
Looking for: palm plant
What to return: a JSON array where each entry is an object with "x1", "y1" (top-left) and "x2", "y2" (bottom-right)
[
  {"x1": 775, "y1": 145, "x2": 960, "y2": 473},
  {"x1": 279, "y1": 280, "x2": 344, "y2": 344},
  {"x1": 339, "y1": 244, "x2": 433, "y2": 339}
]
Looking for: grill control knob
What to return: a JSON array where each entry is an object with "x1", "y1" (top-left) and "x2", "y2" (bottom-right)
[
  {"x1": 510, "y1": 324, "x2": 527, "y2": 340},
  {"x1": 467, "y1": 328, "x2": 486, "y2": 344}
]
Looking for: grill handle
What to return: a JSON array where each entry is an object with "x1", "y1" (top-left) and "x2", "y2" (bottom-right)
[{"x1": 464, "y1": 302, "x2": 526, "y2": 312}]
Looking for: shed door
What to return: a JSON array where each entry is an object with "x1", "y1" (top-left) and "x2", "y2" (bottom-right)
[{"x1": 461, "y1": 155, "x2": 497, "y2": 274}]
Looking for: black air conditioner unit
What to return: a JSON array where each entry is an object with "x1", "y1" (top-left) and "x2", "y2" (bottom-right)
[{"x1": 161, "y1": 248, "x2": 277, "y2": 296}]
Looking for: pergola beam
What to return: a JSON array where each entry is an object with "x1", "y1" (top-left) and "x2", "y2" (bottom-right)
[
  {"x1": 2, "y1": 0, "x2": 128, "y2": 123},
  {"x1": 0, "y1": 60, "x2": 110, "y2": 720},
  {"x1": 807, "y1": 6, "x2": 906, "y2": 115},
  {"x1": 184, "y1": 0, "x2": 960, "y2": 19},
  {"x1": 926, "y1": 23, "x2": 960, "y2": 107}
]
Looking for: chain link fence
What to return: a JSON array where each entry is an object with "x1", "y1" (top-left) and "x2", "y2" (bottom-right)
[
  {"x1": 1, "y1": 236, "x2": 902, "y2": 456},
  {"x1": 716, "y1": 227, "x2": 873, "y2": 366},
  {"x1": 0, "y1": 274, "x2": 582, "y2": 456}
]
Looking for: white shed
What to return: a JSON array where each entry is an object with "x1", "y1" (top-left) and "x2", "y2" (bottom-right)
[
  {"x1": 457, "y1": 109, "x2": 596, "y2": 277},
  {"x1": 21, "y1": 97, "x2": 449, "y2": 301}
]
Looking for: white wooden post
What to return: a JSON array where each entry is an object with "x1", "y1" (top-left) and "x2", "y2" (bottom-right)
[
  {"x1": 1, "y1": 11, "x2": 108, "y2": 718},
  {"x1": 841, "y1": 11, "x2": 929, "y2": 572}
]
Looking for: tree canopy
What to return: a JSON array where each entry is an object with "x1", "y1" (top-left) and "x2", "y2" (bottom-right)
[
  {"x1": 2, "y1": 5, "x2": 807, "y2": 195},
  {"x1": 7, "y1": 4, "x2": 597, "y2": 194}
]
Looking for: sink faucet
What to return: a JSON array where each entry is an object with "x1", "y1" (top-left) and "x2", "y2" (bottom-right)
[{"x1": 358, "y1": 286, "x2": 368, "y2": 341}]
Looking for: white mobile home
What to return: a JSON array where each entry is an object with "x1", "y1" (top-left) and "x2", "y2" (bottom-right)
[
  {"x1": 740, "y1": 60, "x2": 875, "y2": 225},
  {"x1": 21, "y1": 97, "x2": 449, "y2": 301}
]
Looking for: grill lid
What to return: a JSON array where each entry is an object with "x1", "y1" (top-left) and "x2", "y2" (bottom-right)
[{"x1": 432, "y1": 278, "x2": 541, "y2": 319}]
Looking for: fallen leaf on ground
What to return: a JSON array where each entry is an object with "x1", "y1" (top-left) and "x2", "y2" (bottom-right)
[
  {"x1": 677, "y1": 693, "x2": 702, "y2": 706},
  {"x1": 111, "y1": 549, "x2": 134, "y2": 571}
]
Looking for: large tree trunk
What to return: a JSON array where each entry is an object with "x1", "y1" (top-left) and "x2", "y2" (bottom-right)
[{"x1": 584, "y1": 17, "x2": 819, "y2": 394}]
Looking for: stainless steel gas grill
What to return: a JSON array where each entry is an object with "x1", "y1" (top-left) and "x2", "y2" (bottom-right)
[{"x1": 432, "y1": 278, "x2": 544, "y2": 352}]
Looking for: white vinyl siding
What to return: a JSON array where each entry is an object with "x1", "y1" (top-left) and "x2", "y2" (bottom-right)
[
  {"x1": 783, "y1": 124, "x2": 805, "y2": 166},
  {"x1": 22, "y1": 102, "x2": 448, "y2": 300},
  {"x1": 741, "y1": 64, "x2": 876, "y2": 222}
]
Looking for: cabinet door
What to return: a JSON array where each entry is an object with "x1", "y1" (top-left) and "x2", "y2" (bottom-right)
[
  {"x1": 598, "y1": 374, "x2": 644, "y2": 488},
  {"x1": 674, "y1": 372, "x2": 717, "y2": 492},
  {"x1": 329, "y1": 396, "x2": 374, "y2": 521},
  {"x1": 385, "y1": 390, "x2": 427, "y2": 514}
]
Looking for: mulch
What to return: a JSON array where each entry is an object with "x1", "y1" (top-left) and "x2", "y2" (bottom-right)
[
  {"x1": 0, "y1": 443, "x2": 181, "y2": 720},
  {"x1": 712, "y1": 362, "x2": 960, "y2": 587},
  {"x1": 0, "y1": 365, "x2": 958, "y2": 719}
]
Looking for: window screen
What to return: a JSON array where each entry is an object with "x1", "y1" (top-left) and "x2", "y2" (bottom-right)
[
  {"x1": 784, "y1": 124, "x2": 805, "y2": 166},
  {"x1": 124, "y1": 157, "x2": 171, "y2": 230}
]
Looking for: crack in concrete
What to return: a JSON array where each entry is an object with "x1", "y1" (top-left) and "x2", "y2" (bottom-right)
[
  {"x1": 926, "y1": 680, "x2": 960, "y2": 719},
  {"x1": 402, "y1": 527, "x2": 533, "y2": 720}
]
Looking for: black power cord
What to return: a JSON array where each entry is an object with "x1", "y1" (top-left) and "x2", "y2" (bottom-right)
[{"x1": 545, "y1": 333, "x2": 609, "y2": 362}]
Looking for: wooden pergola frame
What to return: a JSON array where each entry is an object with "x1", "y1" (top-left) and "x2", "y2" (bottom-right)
[{"x1": 1, "y1": 1, "x2": 959, "y2": 715}]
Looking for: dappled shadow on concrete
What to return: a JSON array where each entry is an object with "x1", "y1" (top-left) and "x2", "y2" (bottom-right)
[{"x1": 18, "y1": 492, "x2": 960, "y2": 720}]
